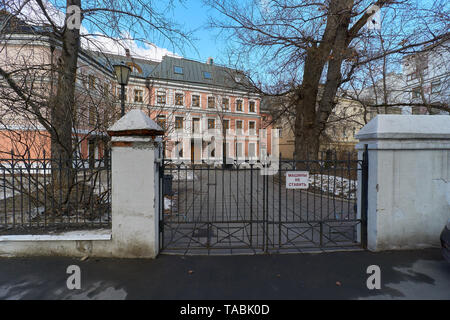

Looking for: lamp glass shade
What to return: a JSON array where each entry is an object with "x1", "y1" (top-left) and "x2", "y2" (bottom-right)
[{"x1": 113, "y1": 64, "x2": 131, "y2": 85}]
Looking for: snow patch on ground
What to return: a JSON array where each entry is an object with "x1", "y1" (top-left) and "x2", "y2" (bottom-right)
[{"x1": 308, "y1": 174, "x2": 357, "y2": 199}]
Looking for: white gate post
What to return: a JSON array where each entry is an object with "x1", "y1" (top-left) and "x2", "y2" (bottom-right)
[
  {"x1": 107, "y1": 109, "x2": 164, "y2": 258},
  {"x1": 356, "y1": 115, "x2": 450, "y2": 251}
]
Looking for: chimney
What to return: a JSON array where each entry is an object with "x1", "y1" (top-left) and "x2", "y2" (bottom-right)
[
  {"x1": 125, "y1": 48, "x2": 130, "y2": 58},
  {"x1": 207, "y1": 57, "x2": 214, "y2": 65}
]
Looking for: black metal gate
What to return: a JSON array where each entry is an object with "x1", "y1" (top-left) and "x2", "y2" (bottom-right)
[{"x1": 158, "y1": 148, "x2": 368, "y2": 255}]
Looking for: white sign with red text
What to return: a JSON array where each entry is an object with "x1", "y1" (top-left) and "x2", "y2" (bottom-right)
[{"x1": 286, "y1": 171, "x2": 309, "y2": 189}]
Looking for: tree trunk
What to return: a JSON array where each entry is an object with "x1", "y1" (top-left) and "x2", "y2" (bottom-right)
[
  {"x1": 294, "y1": 0, "x2": 354, "y2": 163},
  {"x1": 50, "y1": 0, "x2": 81, "y2": 209}
]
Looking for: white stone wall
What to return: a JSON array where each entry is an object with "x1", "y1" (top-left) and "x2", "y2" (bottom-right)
[{"x1": 356, "y1": 115, "x2": 450, "y2": 251}]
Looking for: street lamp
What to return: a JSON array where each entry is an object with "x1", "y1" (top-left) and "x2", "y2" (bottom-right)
[{"x1": 113, "y1": 63, "x2": 131, "y2": 117}]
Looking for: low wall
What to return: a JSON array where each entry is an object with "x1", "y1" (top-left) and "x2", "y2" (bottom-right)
[{"x1": 0, "y1": 109, "x2": 163, "y2": 258}]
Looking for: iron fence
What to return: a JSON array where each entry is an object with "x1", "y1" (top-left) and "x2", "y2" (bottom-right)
[
  {"x1": 0, "y1": 152, "x2": 111, "y2": 234},
  {"x1": 158, "y1": 150, "x2": 367, "y2": 255}
]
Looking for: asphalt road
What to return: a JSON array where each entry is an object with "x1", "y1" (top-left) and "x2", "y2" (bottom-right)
[{"x1": 0, "y1": 248, "x2": 448, "y2": 300}]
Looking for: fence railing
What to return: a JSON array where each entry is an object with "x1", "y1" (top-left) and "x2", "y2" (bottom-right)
[{"x1": 0, "y1": 153, "x2": 111, "y2": 234}]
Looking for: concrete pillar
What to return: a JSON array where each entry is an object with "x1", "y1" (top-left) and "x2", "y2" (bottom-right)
[
  {"x1": 356, "y1": 115, "x2": 450, "y2": 251},
  {"x1": 107, "y1": 109, "x2": 164, "y2": 258}
]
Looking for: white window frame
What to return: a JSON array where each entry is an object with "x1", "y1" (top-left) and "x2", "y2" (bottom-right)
[
  {"x1": 235, "y1": 99, "x2": 244, "y2": 113},
  {"x1": 248, "y1": 100, "x2": 257, "y2": 113},
  {"x1": 248, "y1": 121, "x2": 256, "y2": 136},
  {"x1": 236, "y1": 142, "x2": 244, "y2": 159},
  {"x1": 174, "y1": 116, "x2": 184, "y2": 131},
  {"x1": 235, "y1": 120, "x2": 244, "y2": 135},
  {"x1": 156, "y1": 89, "x2": 167, "y2": 105},
  {"x1": 192, "y1": 117, "x2": 201, "y2": 134},
  {"x1": 134, "y1": 89, "x2": 144, "y2": 103},
  {"x1": 207, "y1": 95, "x2": 216, "y2": 109},
  {"x1": 248, "y1": 142, "x2": 256, "y2": 159},
  {"x1": 191, "y1": 93, "x2": 201, "y2": 108},
  {"x1": 174, "y1": 91, "x2": 184, "y2": 107},
  {"x1": 207, "y1": 117, "x2": 216, "y2": 130},
  {"x1": 221, "y1": 96, "x2": 230, "y2": 111}
]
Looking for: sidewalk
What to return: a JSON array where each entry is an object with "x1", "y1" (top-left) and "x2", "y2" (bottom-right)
[{"x1": 0, "y1": 249, "x2": 448, "y2": 300}]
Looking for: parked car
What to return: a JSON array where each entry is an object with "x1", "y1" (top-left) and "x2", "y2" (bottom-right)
[{"x1": 440, "y1": 218, "x2": 450, "y2": 263}]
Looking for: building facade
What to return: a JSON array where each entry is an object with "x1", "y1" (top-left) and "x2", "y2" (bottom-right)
[{"x1": 0, "y1": 15, "x2": 273, "y2": 162}]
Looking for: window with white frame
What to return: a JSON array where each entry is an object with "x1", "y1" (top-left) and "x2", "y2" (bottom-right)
[
  {"x1": 236, "y1": 99, "x2": 243, "y2": 112},
  {"x1": 157, "y1": 90, "x2": 166, "y2": 104},
  {"x1": 431, "y1": 80, "x2": 441, "y2": 93},
  {"x1": 248, "y1": 143, "x2": 256, "y2": 158},
  {"x1": 236, "y1": 142, "x2": 243, "y2": 158},
  {"x1": 222, "y1": 97, "x2": 229, "y2": 110},
  {"x1": 236, "y1": 120, "x2": 243, "y2": 135},
  {"x1": 156, "y1": 115, "x2": 166, "y2": 130},
  {"x1": 134, "y1": 89, "x2": 143, "y2": 103},
  {"x1": 208, "y1": 96, "x2": 216, "y2": 109},
  {"x1": 175, "y1": 141, "x2": 183, "y2": 158},
  {"x1": 249, "y1": 101, "x2": 256, "y2": 113},
  {"x1": 175, "y1": 116, "x2": 184, "y2": 130},
  {"x1": 175, "y1": 92, "x2": 184, "y2": 106},
  {"x1": 192, "y1": 118, "x2": 200, "y2": 133},
  {"x1": 191, "y1": 94, "x2": 200, "y2": 107},
  {"x1": 249, "y1": 121, "x2": 256, "y2": 135},
  {"x1": 208, "y1": 118, "x2": 216, "y2": 129},
  {"x1": 117, "y1": 86, "x2": 127, "y2": 101}
]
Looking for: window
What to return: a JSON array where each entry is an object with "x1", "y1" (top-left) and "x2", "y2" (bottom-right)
[
  {"x1": 89, "y1": 75, "x2": 96, "y2": 89},
  {"x1": 208, "y1": 96, "x2": 215, "y2": 109},
  {"x1": 134, "y1": 89, "x2": 143, "y2": 103},
  {"x1": 175, "y1": 117, "x2": 184, "y2": 130},
  {"x1": 236, "y1": 143, "x2": 243, "y2": 158},
  {"x1": 431, "y1": 80, "x2": 441, "y2": 93},
  {"x1": 407, "y1": 73, "x2": 417, "y2": 81},
  {"x1": 116, "y1": 86, "x2": 128, "y2": 101},
  {"x1": 88, "y1": 104, "x2": 95, "y2": 126},
  {"x1": 223, "y1": 119, "x2": 229, "y2": 130},
  {"x1": 103, "y1": 83, "x2": 110, "y2": 97},
  {"x1": 203, "y1": 71, "x2": 212, "y2": 79},
  {"x1": 236, "y1": 99, "x2": 243, "y2": 112},
  {"x1": 277, "y1": 126, "x2": 283, "y2": 138},
  {"x1": 157, "y1": 91, "x2": 166, "y2": 104},
  {"x1": 412, "y1": 87, "x2": 421, "y2": 99},
  {"x1": 249, "y1": 121, "x2": 256, "y2": 135},
  {"x1": 222, "y1": 98, "x2": 229, "y2": 110},
  {"x1": 175, "y1": 142, "x2": 183, "y2": 158},
  {"x1": 249, "y1": 143, "x2": 256, "y2": 158},
  {"x1": 156, "y1": 115, "x2": 166, "y2": 129},
  {"x1": 192, "y1": 94, "x2": 200, "y2": 107},
  {"x1": 236, "y1": 120, "x2": 243, "y2": 135},
  {"x1": 175, "y1": 93, "x2": 184, "y2": 106},
  {"x1": 249, "y1": 101, "x2": 256, "y2": 113},
  {"x1": 174, "y1": 66, "x2": 183, "y2": 74},
  {"x1": 192, "y1": 118, "x2": 200, "y2": 133},
  {"x1": 208, "y1": 119, "x2": 216, "y2": 129}
]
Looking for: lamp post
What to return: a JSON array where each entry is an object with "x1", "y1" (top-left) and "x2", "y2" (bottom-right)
[{"x1": 113, "y1": 63, "x2": 131, "y2": 117}]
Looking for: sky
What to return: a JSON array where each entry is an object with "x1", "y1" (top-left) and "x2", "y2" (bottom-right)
[
  {"x1": 168, "y1": 0, "x2": 227, "y2": 63},
  {"x1": 16, "y1": 0, "x2": 225, "y2": 63}
]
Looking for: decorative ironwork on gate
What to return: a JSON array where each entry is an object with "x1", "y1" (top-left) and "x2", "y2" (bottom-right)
[{"x1": 158, "y1": 148, "x2": 368, "y2": 255}]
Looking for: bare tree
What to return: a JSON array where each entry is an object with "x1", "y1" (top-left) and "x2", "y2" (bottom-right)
[
  {"x1": 205, "y1": 0, "x2": 450, "y2": 160},
  {"x1": 0, "y1": 0, "x2": 191, "y2": 218}
]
